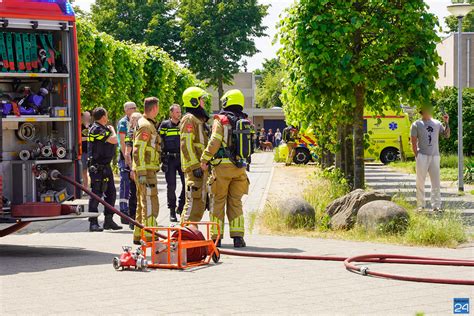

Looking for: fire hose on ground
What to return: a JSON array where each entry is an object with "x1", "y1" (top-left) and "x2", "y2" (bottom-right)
[{"x1": 52, "y1": 170, "x2": 474, "y2": 286}]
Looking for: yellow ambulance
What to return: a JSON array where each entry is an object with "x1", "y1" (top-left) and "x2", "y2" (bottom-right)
[{"x1": 276, "y1": 109, "x2": 414, "y2": 164}]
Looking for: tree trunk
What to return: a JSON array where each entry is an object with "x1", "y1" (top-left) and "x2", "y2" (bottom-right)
[
  {"x1": 344, "y1": 123, "x2": 354, "y2": 189},
  {"x1": 335, "y1": 126, "x2": 342, "y2": 170},
  {"x1": 339, "y1": 126, "x2": 346, "y2": 176},
  {"x1": 353, "y1": 84, "x2": 365, "y2": 189},
  {"x1": 217, "y1": 76, "x2": 224, "y2": 110}
]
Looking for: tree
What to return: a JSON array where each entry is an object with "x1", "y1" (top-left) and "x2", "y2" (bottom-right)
[
  {"x1": 278, "y1": 0, "x2": 441, "y2": 189},
  {"x1": 90, "y1": 0, "x2": 182, "y2": 60},
  {"x1": 445, "y1": 1, "x2": 474, "y2": 32},
  {"x1": 179, "y1": 0, "x2": 268, "y2": 107},
  {"x1": 255, "y1": 58, "x2": 283, "y2": 108}
]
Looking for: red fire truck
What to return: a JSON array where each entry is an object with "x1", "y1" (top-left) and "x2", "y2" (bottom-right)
[{"x1": 0, "y1": 0, "x2": 93, "y2": 237}]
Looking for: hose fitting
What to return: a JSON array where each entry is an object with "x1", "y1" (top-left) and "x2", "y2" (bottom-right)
[{"x1": 360, "y1": 266, "x2": 369, "y2": 276}]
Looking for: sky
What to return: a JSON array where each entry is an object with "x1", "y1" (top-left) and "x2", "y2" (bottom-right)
[{"x1": 74, "y1": 0, "x2": 453, "y2": 71}]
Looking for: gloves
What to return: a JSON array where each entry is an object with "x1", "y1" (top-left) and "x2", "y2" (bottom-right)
[
  {"x1": 138, "y1": 175, "x2": 147, "y2": 184},
  {"x1": 193, "y1": 168, "x2": 203, "y2": 178}
]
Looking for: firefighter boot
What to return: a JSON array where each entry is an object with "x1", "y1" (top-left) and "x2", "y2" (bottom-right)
[
  {"x1": 103, "y1": 215, "x2": 123, "y2": 230},
  {"x1": 233, "y1": 236, "x2": 246, "y2": 248},
  {"x1": 170, "y1": 208, "x2": 178, "y2": 223}
]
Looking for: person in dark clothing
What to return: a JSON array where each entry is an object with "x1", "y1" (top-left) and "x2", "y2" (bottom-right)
[
  {"x1": 159, "y1": 104, "x2": 185, "y2": 222},
  {"x1": 267, "y1": 128, "x2": 275, "y2": 147},
  {"x1": 87, "y1": 107, "x2": 122, "y2": 232}
]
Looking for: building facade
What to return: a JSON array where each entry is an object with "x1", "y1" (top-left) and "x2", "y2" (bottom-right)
[
  {"x1": 207, "y1": 72, "x2": 286, "y2": 132},
  {"x1": 436, "y1": 32, "x2": 474, "y2": 89}
]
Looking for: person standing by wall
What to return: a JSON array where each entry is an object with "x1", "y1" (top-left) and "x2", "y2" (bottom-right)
[
  {"x1": 410, "y1": 105, "x2": 450, "y2": 212},
  {"x1": 274, "y1": 128, "x2": 282, "y2": 147},
  {"x1": 159, "y1": 104, "x2": 186, "y2": 222},
  {"x1": 117, "y1": 102, "x2": 137, "y2": 224},
  {"x1": 258, "y1": 128, "x2": 266, "y2": 150},
  {"x1": 81, "y1": 111, "x2": 91, "y2": 188},
  {"x1": 267, "y1": 128, "x2": 275, "y2": 147}
]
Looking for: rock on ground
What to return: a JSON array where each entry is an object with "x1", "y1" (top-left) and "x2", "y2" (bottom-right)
[
  {"x1": 278, "y1": 197, "x2": 315, "y2": 229},
  {"x1": 325, "y1": 189, "x2": 391, "y2": 230},
  {"x1": 356, "y1": 200, "x2": 409, "y2": 234}
]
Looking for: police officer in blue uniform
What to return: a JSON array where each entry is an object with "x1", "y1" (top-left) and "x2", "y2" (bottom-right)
[
  {"x1": 158, "y1": 104, "x2": 185, "y2": 222},
  {"x1": 87, "y1": 107, "x2": 122, "y2": 232}
]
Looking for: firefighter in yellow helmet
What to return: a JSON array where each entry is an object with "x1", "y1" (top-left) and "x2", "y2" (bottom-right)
[
  {"x1": 132, "y1": 97, "x2": 161, "y2": 245},
  {"x1": 201, "y1": 89, "x2": 250, "y2": 248},
  {"x1": 180, "y1": 87, "x2": 210, "y2": 223}
]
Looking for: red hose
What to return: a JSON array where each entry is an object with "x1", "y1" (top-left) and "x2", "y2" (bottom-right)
[
  {"x1": 56, "y1": 173, "x2": 167, "y2": 239},
  {"x1": 55, "y1": 172, "x2": 474, "y2": 285},
  {"x1": 220, "y1": 249, "x2": 474, "y2": 286}
]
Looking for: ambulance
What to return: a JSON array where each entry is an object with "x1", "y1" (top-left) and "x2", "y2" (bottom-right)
[{"x1": 276, "y1": 109, "x2": 414, "y2": 164}]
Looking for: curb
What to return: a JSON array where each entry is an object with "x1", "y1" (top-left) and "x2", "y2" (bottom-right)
[{"x1": 258, "y1": 159, "x2": 276, "y2": 213}]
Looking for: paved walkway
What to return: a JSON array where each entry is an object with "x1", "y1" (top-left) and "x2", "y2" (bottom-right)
[{"x1": 1, "y1": 153, "x2": 473, "y2": 315}]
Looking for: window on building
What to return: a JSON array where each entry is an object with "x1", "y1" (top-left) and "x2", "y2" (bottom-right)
[{"x1": 444, "y1": 62, "x2": 447, "y2": 77}]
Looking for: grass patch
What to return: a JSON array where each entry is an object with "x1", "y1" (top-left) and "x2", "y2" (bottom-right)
[{"x1": 260, "y1": 168, "x2": 469, "y2": 247}]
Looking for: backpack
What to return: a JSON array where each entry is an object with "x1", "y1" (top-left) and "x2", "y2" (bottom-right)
[{"x1": 217, "y1": 112, "x2": 252, "y2": 166}]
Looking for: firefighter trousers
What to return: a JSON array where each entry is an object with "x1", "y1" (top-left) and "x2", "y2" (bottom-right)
[
  {"x1": 208, "y1": 163, "x2": 249, "y2": 239},
  {"x1": 181, "y1": 170, "x2": 208, "y2": 223},
  {"x1": 133, "y1": 171, "x2": 159, "y2": 242},
  {"x1": 88, "y1": 165, "x2": 115, "y2": 224}
]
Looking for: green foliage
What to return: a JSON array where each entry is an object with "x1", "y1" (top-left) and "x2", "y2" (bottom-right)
[
  {"x1": 432, "y1": 88, "x2": 474, "y2": 155},
  {"x1": 90, "y1": 0, "x2": 182, "y2": 60},
  {"x1": 255, "y1": 58, "x2": 284, "y2": 108},
  {"x1": 76, "y1": 19, "x2": 198, "y2": 122},
  {"x1": 178, "y1": 0, "x2": 268, "y2": 103},
  {"x1": 277, "y1": 0, "x2": 442, "y2": 188}
]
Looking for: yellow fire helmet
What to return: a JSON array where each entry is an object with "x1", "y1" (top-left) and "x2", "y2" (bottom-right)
[
  {"x1": 221, "y1": 89, "x2": 245, "y2": 109},
  {"x1": 182, "y1": 87, "x2": 208, "y2": 108}
]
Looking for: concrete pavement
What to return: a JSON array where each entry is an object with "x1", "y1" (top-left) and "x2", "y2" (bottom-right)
[{"x1": 1, "y1": 153, "x2": 473, "y2": 315}]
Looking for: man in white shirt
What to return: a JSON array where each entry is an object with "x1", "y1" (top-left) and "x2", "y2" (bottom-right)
[{"x1": 410, "y1": 105, "x2": 450, "y2": 212}]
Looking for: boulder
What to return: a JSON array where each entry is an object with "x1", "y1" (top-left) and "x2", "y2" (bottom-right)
[
  {"x1": 356, "y1": 200, "x2": 409, "y2": 234},
  {"x1": 325, "y1": 189, "x2": 391, "y2": 230},
  {"x1": 278, "y1": 197, "x2": 315, "y2": 229}
]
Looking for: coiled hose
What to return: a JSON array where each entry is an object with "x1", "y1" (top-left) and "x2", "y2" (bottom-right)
[{"x1": 55, "y1": 171, "x2": 474, "y2": 286}]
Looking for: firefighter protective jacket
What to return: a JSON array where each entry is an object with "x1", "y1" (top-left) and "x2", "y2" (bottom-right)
[
  {"x1": 133, "y1": 116, "x2": 161, "y2": 177},
  {"x1": 180, "y1": 113, "x2": 209, "y2": 172}
]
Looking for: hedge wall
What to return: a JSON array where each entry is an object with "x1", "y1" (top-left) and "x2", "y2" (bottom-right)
[{"x1": 76, "y1": 19, "x2": 199, "y2": 122}]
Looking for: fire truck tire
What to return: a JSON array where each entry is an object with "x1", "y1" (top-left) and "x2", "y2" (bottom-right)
[
  {"x1": 380, "y1": 147, "x2": 400, "y2": 165},
  {"x1": 113, "y1": 257, "x2": 121, "y2": 270},
  {"x1": 293, "y1": 147, "x2": 311, "y2": 165}
]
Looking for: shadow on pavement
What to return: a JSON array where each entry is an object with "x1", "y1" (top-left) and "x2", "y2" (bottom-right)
[{"x1": 0, "y1": 244, "x2": 116, "y2": 276}]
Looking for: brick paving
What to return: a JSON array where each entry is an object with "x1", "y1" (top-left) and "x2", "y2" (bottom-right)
[{"x1": 1, "y1": 153, "x2": 473, "y2": 315}]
